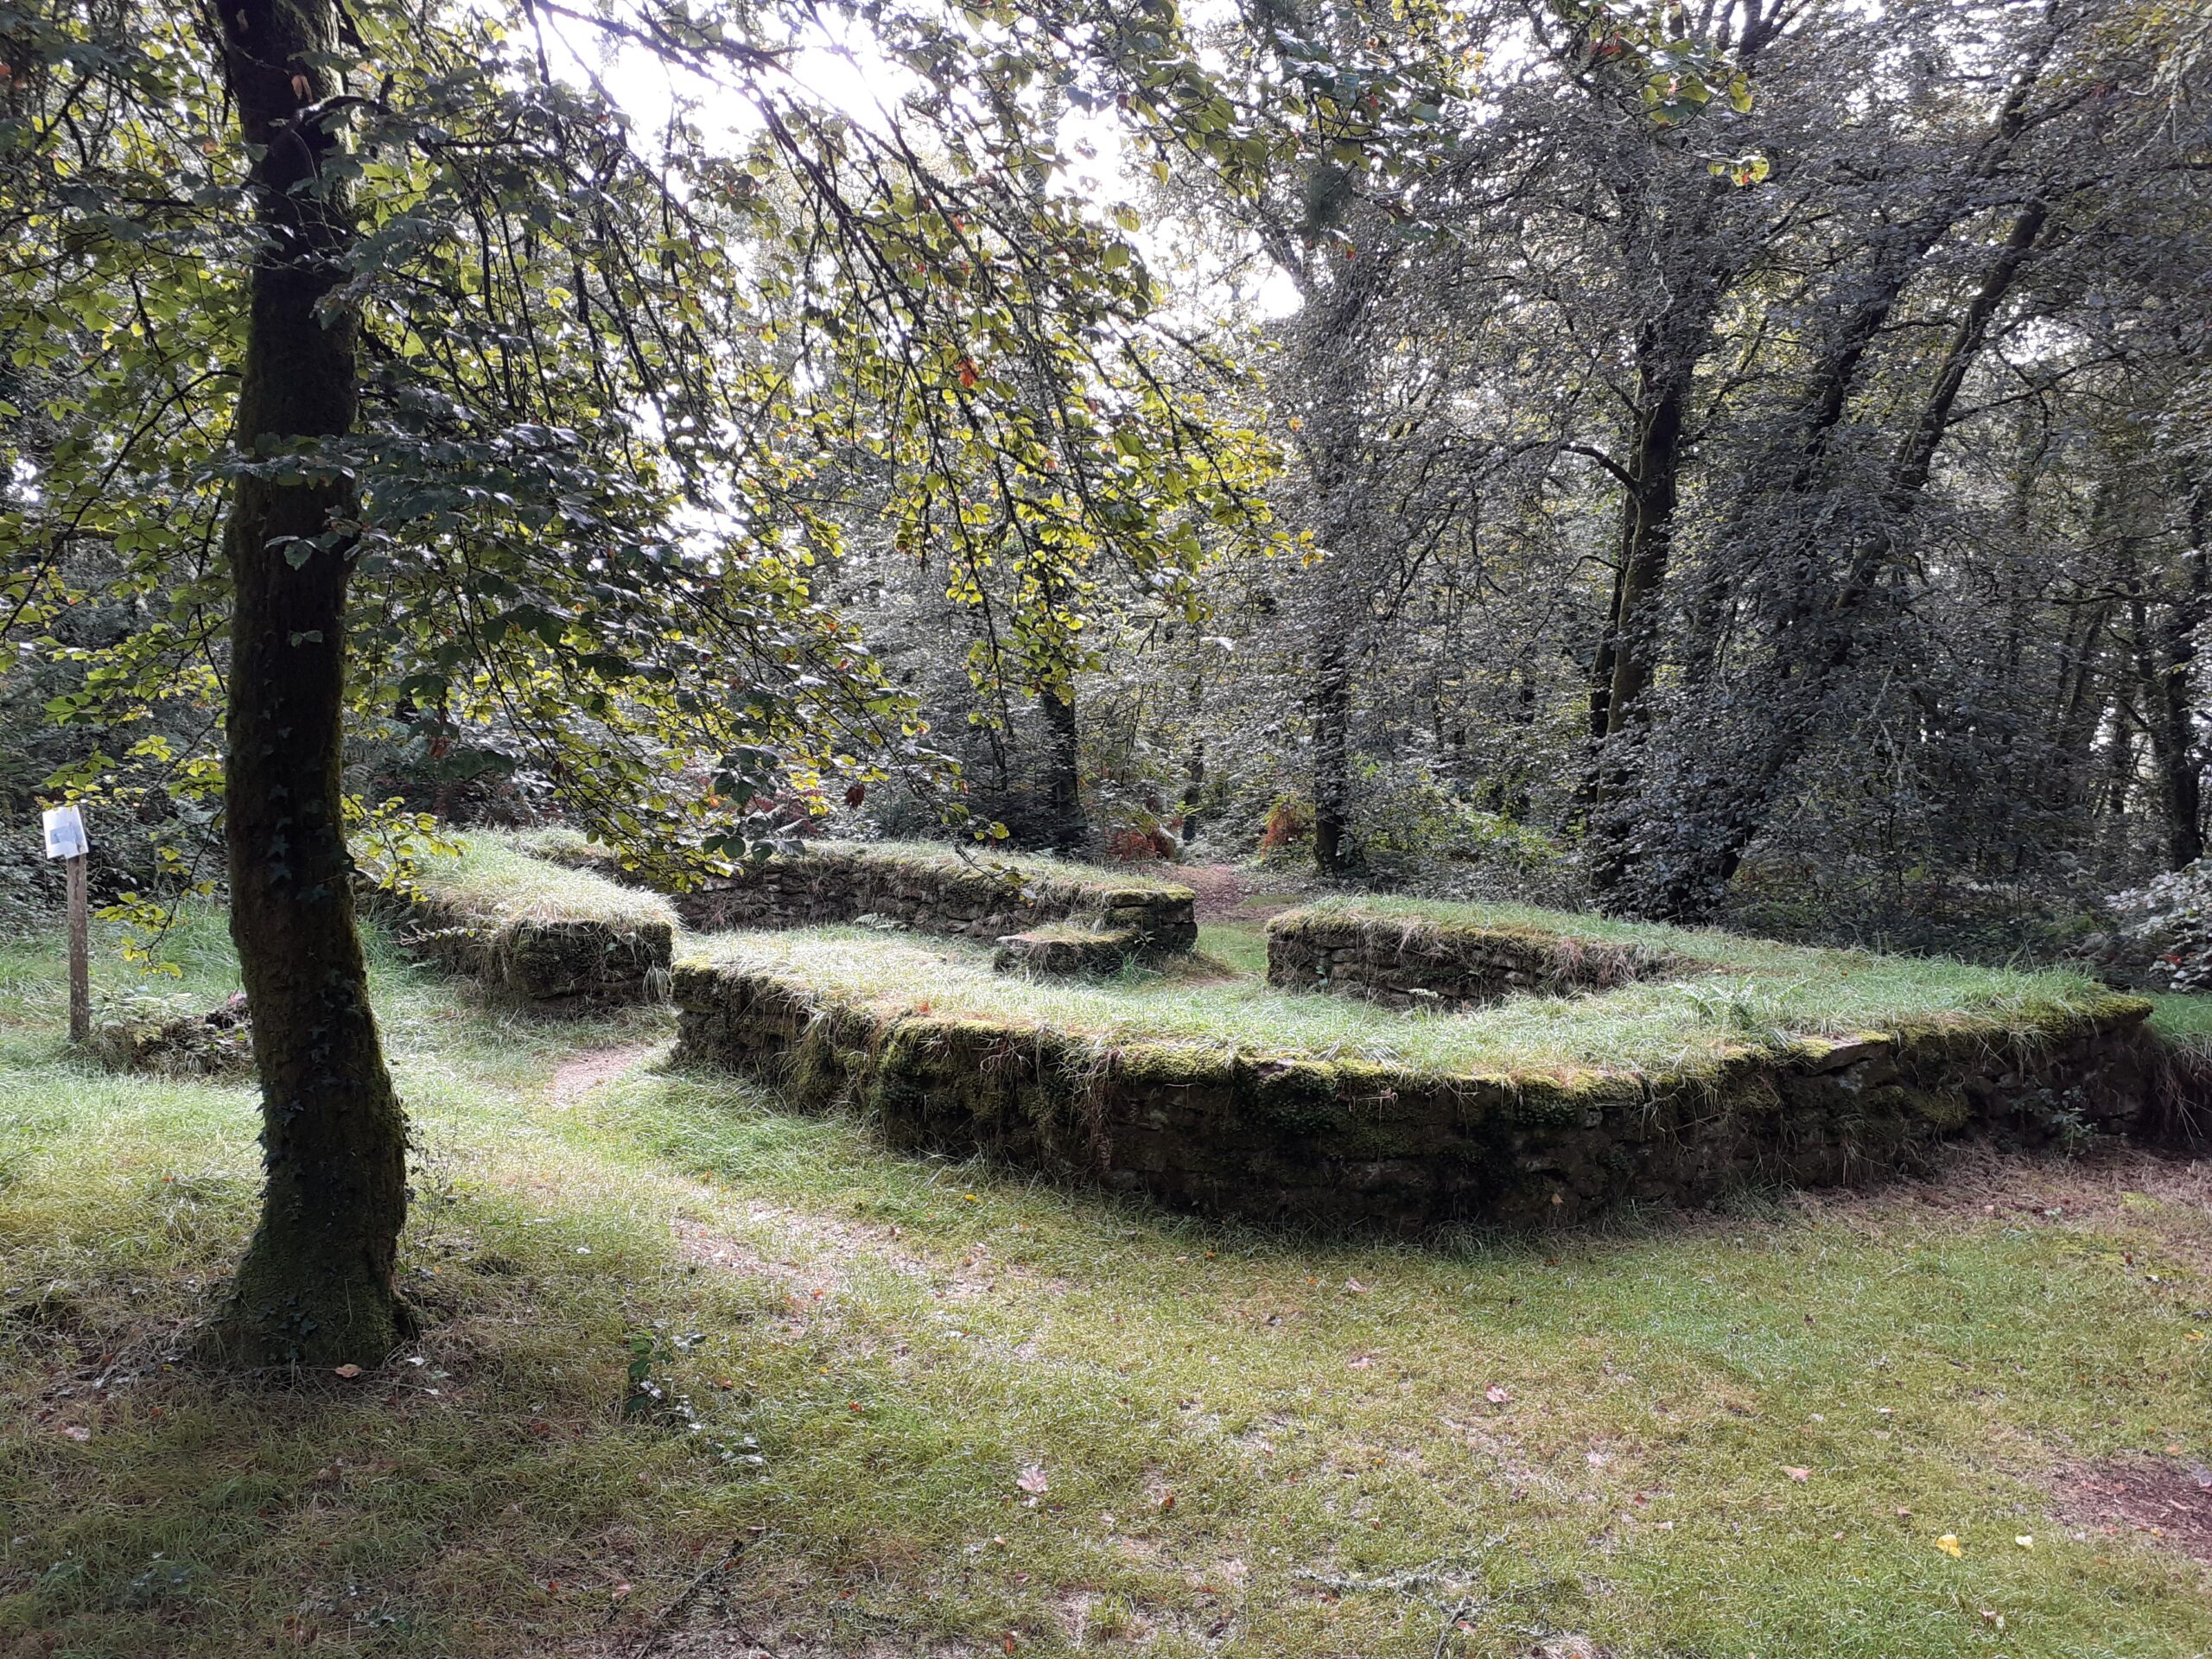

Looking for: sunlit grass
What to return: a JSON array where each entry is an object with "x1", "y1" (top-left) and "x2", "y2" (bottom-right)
[
  {"x1": 0, "y1": 916, "x2": 2208, "y2": 1656},
  {"x1": 2147, "y1": 991, "x2": 2212, "y2": 1047},
  {"x1": 384, "y1": 830, "x2": 680, "y2": 932}
]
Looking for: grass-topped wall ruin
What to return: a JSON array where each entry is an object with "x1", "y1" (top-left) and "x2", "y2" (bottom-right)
[
  {"x1": 1268, "y1": 897, "x2": 1681, "y2": 1007},
  {"x1": 525, "y1": 830, "x2": 1198, "y2": 959},
  {"x1": 672, "y1": 918, "x2": 2159, "y2": 1231},
  {"x1": 365, "y1": 834, "x2": 677, "y2": 1006}
]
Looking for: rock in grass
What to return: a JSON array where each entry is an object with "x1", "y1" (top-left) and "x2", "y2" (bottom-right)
[
  {"x1": 91, "y1": 992, "x2": 255, "y2": 1079},
  {"x1": 993, "y1": 925, "x2": 1141, "y2": 976}
]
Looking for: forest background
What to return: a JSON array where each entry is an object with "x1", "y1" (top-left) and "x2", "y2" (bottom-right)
[{"x1": 6, "y1": 0, "x2": 2210, "y2": 964}]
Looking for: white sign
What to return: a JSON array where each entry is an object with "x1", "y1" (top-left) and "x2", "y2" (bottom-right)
[{"x1": 41, "y1": 805, "x2": 87, "y2": 860}]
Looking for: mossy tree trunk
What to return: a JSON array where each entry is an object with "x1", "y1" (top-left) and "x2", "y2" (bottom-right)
[
  {"x1": 2133, "y1": 482, "x2": 2209, "y2": 872},
  {"x1": 202, "y1": 0, "x2": 412, "y2": 1367}
]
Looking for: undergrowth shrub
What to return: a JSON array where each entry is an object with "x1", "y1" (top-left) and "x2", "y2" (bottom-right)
[{"x1": 2107, "y1": 862, "x2": 2212, "y2": 991}]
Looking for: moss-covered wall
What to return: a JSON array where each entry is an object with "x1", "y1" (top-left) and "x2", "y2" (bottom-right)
[
  {"x1": 377, "y1": 892, "x2": 672, "y2": 1005},
  {"x1": 673, "y1": 959, "x2": 2158, "y2": 1232},
  {"x1": 671, "y1": 846, "x2": 1198, "y2": 955},
  {"x1": 1267, "y1": 907, "x2": 1677, "y2": 1008}
]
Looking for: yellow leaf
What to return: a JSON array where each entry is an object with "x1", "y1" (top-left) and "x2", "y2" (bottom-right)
[{"x1": 1936, "y1": 1534, "x2": 1963, "y2": 1557}]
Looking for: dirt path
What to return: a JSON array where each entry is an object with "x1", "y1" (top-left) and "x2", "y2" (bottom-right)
[
  {"x1": 546, "y1": 1040, "x2": 664, "y2": 1103},
  {"x1": 1171, "y1": 861, "x2": 1310, "y2": 923}
]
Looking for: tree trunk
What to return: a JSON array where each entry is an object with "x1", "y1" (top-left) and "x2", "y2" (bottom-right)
[
  {"x1": 1586, "y1": 350, "x2": 1697, "y2": 895},
  {"x1": 1310, "y1": 640, "x2": 1355, "y2": 873},
  {"x1": 2130, "y1": 506, "x2": 2209, "y2": 870},
  {"x1": 1038, "y1": 681, "x2": 1084, "y2": 855},
  {"x1": 1602, "y1": 378, "x2": 1690, "y2": 735},
  {"x1": 2104, "y1": 693, "x2": 2140, "y2": 835},
  {"x1": 2046, "y1": 602, "x2": 2110, "y2": 821},
  {"x1": 202, "y1": 0, "x2": 412, "y2": 1368},
  {"x1": 1624, "y1": 197, "x2": 2052, "y2": 921},
  {"x1": 2166, "y1": 487, "x2": 2211, "y2": 868},
  {"x1": 1179, "y1": 670, "x2": 1206, "y2": 835}
]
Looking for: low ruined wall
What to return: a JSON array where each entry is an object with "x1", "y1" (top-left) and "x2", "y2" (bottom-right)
[
  {"x1": 1268, "y1": 907, "x2": 1677, "y2": 1008},
  {"x1": 674, "y1": 959, "x2": 2158, "y2": 1232},
  {"x1": 671, "y1": 845, "x2": 1198, "y2": 956},
  {"x1": 375, "y1": 893, "x2": 673, "y2": 1006}
]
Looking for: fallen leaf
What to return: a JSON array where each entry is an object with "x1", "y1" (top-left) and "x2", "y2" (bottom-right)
[
  {"x1": 1936, "y1": 1534, "x2": 1963, "y2": 1558},
  {"x1": 2014, "y1": 1535, "x2": 2033, "y2": 1549},
  {"x1": 1348, "y1": 1355, "x2": 1372, "y2": 1370},
  {"x1": 60, "y1": 1424, "x2": 89, "y2": 1442},
  {"x1": 1159, "y1": 1491, "x2": 1175, "y2": 1512},
  {"x1": 1485, "y1": 1385, "x2": 1511, "y2": 1404},
  {"x1": 1344, "y1": 1278, "x2": 1370, "y2": 1294},
  {"x1": 1016, "y1": 1464, "x2": 1049, "y2": 1496},
  {"x1": 1784, "y1": 1466, "x2": 1810, "y2": 1483},
  {"x1": 332, "y1": 1364, "x2": 362, "y2": 1379}
]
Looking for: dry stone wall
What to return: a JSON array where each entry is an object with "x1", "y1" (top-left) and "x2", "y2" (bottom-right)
[
  {"x1": 673, "y1": 958, "x2": 2158, "y2": 1232},
  {"x1": 1268, "y1": 907, "x2": 1678, "y2": 1008},
  {"x1": 372, "y1": 891, "x2": 673, "y2": 1005},
  {"x1": 669, "y1": 845, "x2": 1198, "y2": 956}
]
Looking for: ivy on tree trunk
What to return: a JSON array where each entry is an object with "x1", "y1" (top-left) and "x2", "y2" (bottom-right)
[{"x1": 201, "y1": 0, "x2": 412, "y2": 1368}]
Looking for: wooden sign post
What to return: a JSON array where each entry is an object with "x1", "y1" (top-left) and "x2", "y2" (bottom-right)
[{"x1": 42, "y1": 806, "x2": 90, "y2": 1044}]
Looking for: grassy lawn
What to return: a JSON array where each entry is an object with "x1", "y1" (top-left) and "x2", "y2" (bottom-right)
[
  {"x1": 3, "y1": 913, "x2": 2211, "y2": 1656},
  {"x1": 378, "y1": 832, "x2": 681, "y2": 931},
  {"x1": 696, "y1": 918, "x2": 2134, "y2": 1079}
]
